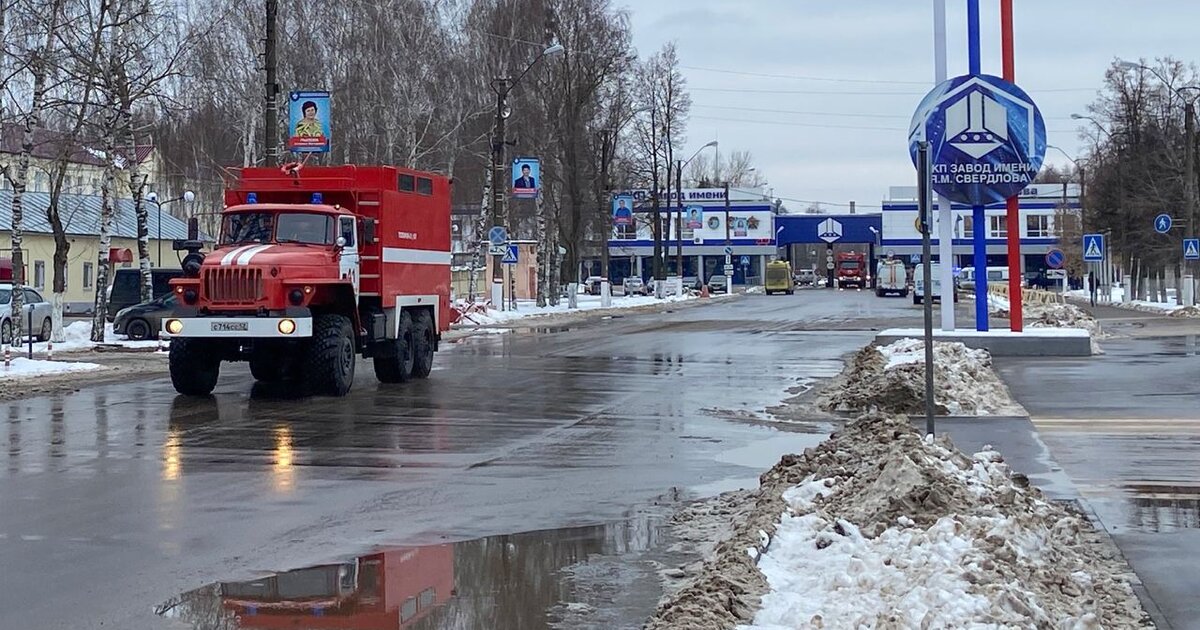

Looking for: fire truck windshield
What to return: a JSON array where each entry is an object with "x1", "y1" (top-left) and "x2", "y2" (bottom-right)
[{"x1": 222, "y1": 212, "x2": 334, "y2": 246}]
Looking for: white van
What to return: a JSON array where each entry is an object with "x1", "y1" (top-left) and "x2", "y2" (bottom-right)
[
  {"x1": 875, "y1": 259, "x2": 909, "y2": 297},
  {"x1": 959, "y1": 266, "x2": 1010, "y2": 284},
  {"x1": 913, "y1": 262, "x2": 958, "y2": 305}
]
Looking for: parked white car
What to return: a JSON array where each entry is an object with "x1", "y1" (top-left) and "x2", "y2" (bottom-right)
[{"x1": 0, "y1": 284, "x2": 54, "y2": 343}]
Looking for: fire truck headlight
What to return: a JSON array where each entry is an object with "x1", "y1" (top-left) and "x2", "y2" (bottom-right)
[
  {"x1": 288, "y1": 288, "x2": 304, "y2": 305},
  {"x1": 278, "y1": 319, "x2": 296, "y2": 335},
  {"x1": 165, "y1": 319, "x2": 184, "y2": 335},
  {"x1": 183, "y1": 289, "x2": 198, "y2": 305}
]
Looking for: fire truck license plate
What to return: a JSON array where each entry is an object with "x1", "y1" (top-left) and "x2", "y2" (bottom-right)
[{"x1": 211, "y1": 321, "x2": 248, "y2": 332}]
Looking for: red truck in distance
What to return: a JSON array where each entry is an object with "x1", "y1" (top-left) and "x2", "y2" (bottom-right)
[
  {"x1": 835, "y1": 251, "x2": 868, "y2": 289},
  {"x1": 163, "y1": 165, "x2": 452, "y2": 397}
]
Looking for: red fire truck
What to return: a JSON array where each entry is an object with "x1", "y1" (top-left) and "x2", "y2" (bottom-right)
[
  {"x1": 835, "y1": 251, "x2": 867, "y2": 289},
  {"x1": 163, "y1": 165, "x2": 452, "y2": 396}
]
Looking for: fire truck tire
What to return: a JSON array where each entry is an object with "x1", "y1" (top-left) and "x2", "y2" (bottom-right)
[
  {"x1": 373, "y1": 311, "x2": 415, "y2": 384},
  {"x1": 411, "y1": 311, "x2": 435, "y2": 379},
  {"x1": 249, "y1": 353, "x2": 286, "y2": 383},
  {"x1": 305, "y1": 314, "x2": 356, "y2": 396},
  {"x1": 170, "y1": 339, "x2": 221, "y2": 396}
]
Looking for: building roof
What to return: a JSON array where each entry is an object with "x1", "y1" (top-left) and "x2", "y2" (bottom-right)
[
  {"x1": 0, "y1": 122, "x2": 154, "y2": 167},
  {"x1": 0, "y1": 190, "x2": 192, "y2": 240}
]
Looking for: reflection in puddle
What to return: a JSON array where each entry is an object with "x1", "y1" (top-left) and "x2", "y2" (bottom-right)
[
  {"x1": 158, "y1": 516, "x2": 666, "y2": 629},
  {"x1": 1126, "y1": 483, "x2": 1200, "y2": 532}
]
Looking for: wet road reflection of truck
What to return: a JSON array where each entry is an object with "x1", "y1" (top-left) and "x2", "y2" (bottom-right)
[{"x1": 220, "y1": 545, "x2": 454, "y2": 629}]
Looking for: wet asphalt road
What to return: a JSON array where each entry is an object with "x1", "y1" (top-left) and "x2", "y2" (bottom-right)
[
  {"x1": 996, "y1": 326, "x2": 1200, "y2": 628},
  {"x1": 0, "y1": 289, "x2": 932, "y2": 630}
]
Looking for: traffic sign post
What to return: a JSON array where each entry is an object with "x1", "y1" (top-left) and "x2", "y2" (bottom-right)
[
  {"x1": 488, "y1": 226, "x2": 508, "y2": 245},
  {"x1": 1045, "y1": 248, "x2": 1065, "y2": 269},
  {"x1": 1185, "y1": 238, "x2": 1200, "y2": 261},
  {"x1": 1082, "y1": 234, "x2": 1105, "y2": 262},
  {"x1": 1155, "y1": 214, "x2": 1173, "y2": 234}
]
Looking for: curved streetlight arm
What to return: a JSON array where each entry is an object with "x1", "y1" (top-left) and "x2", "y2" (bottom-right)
[
  {"x1": 680, "y1": 141, "x2": 719, "y2": 170},
  {"x1": 501, "y1": 43, "x2": 565, "y2": 96}
]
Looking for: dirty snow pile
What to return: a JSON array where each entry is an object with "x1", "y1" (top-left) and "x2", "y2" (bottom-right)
[
  {"x1": 745, "y1": 414, "x2": 1152, "y2": 629},
  {"x1": 0, "y1": 356, "x2": 106, "y2": 379},
  {"x1": 817, "y1": 339, "x2": 1022, "y2": 416},
  {"x1": 1169, "y1": 305, "x2": 1200, "y2": 318},
  {"x1": 453, "y1": 293, "x2": 696, "y2": 327},
  {"x1": 645, "y1": 414, "x2": 1151, "y2": 629}
]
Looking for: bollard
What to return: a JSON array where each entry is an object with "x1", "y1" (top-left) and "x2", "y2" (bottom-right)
[
  {"x1": 46, "y1": 340, "x2": 52, "y2": 361},
  {"x1": 27, "y1": 310, "x2": 33, "y2": 359},
  {"x1": 3, "y1": 344, "x2": 9, "y2": 370}
]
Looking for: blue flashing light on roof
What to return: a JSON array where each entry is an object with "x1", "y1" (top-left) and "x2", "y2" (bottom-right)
[
  {"x1": 310, "y1": 192, "x2": 323, "y2": 204},
  {"x1": 246, "y1": 192, "x2": 257, "y2": 204}
]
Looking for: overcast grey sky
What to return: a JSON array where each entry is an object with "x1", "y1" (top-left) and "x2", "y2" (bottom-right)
[{"x1": 625, "y1": 1, "x2": 1200, "y2": 211}]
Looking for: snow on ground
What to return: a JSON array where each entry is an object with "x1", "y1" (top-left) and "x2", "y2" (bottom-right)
[
  {"x1": 1066, "y1": 286, "x2": 1200, "y2": 316},
  {"x1": 647, "y1": 414, "x2": 1151, "y2": 629},
  {"x1": 742, "y1": 415, "x2": 1151, "y2": 629},
  {"x1": 1, "y1": 356, "x2": 106, "y2": 379},
  {"x1": 20, "y1": 321, "x2": 163, "y2": 354},
  {"x1": 818, "y1": 339, "x2": 1022, "y2": 416},
  {"x1": 453, "y1": 293, "x2": 697, "y2": 327}
]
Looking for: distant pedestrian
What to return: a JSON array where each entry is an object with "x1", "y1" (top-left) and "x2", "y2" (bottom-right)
[{"x1": 1088, "y1": 272, "x2": 1098, "y2": 306}]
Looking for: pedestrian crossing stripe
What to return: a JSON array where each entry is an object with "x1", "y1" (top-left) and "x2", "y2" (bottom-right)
[{"x1": 1084, "y1": 238, "x2": 1102, "y2": 259}]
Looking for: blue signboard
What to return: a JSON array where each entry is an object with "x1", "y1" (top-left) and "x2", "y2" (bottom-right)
[
  {"x1": 1082, "y1": 233, "x2": 1105, "y2": 262},
  {"x1": 502, "y1": 244, "x2": 519, "y2": 264},
  {"x1": 1045, "y1": 249, "x2": 1065, "y2": 269},
  {"x1": 739, "y1": 255, "x2": 750, "y2": 267},
  {"x1": 512, "y1": 157, "x2": 540, "y2": 199},
  {"x1": 1154, "y1": 213, "x2": 1173, "y2": 234},
  {"x1": 288, "y1": 91, "x2": 331, "y2": 153},
  {"x1": 1185, "y1": 238, "x2": 1200, "y2": 261},
  {"x1": 908, "y1": 74, "x2": 1047, "y2": 205}
]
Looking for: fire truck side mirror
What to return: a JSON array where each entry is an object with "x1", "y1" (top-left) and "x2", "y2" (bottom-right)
[
  {"x1": 362, "y1": 219, "x2": 376, "y2": 245},
  {"x1": 336, "y1": 236, "x2": 347, "y2": 248}
]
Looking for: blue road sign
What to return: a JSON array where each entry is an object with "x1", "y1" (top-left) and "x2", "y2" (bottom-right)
[
  {"x1": 1082, "y1": 233, "x2": 1105, "y2": 262},
  {"x1": 1185, "y1": 238, "x2": 1200, "y2": 261},
  {"x1": 1154, "y1": 213, "x2": 1173, "y2": 234},
  {"x1": 502, "y1": 244, "x2": 519, "y2": 264},
  {"x1": 1045, "y1": 248, "x2": 1065, "y2": 269},
  {"x1": 739, "y1": 255, "x2": 750, "y2": 267},
  {"x1": 724, "y1": 246, "x2": 733, "y2": 256},
  {"x1": 908, "y1": 74, "x2": 1047, "y2": 206},
  {"x1": 488, "y1": 226, "x2": 508, "y2": 246}
]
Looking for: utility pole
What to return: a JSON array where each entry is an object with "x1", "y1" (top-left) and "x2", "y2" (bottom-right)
[
  {"x1": 675, "y1": 160, "x2": 683, "y2": 277},
  {"x1": 1186, "y1": 101, "x2": 1198, "y2": 305},
  {"x1": 599, "y1": 129, "x2": 613, "y2": 283},
  {"x1": 490, "y1": 78, "x2": 510, "y2": 309},
  {"x1": 724, "y1": 182, "x2": 732, "y2": 291},
  {"x1": 263, "y1": 0, "x2": 279, "y2": 162}
]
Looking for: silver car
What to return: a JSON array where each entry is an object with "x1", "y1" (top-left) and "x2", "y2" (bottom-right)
[{"x1": 0, "y1": 284, "x2": 54, "y2": 343}]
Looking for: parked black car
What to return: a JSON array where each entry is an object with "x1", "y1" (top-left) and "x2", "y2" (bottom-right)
[
  {"x1": 113, "y1": 293, "x2": 178, "y2": 340},
  {"x1": 106, "y1": 268, "x2": 183, "y2": 322}
]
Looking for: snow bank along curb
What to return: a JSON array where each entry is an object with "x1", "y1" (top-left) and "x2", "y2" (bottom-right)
[
  {"x1": 451, "y1": 292, "x2": 722, "y2": 328},
  {"x1": 816, "y1": 340, "x2": 1023, "y2": 416},
  {"x1": 1, "y1": 357, "x2": 106, "y2": 379},
  {"x1": 645, "y1": 414, "x2": 1151, "y2": 629}
]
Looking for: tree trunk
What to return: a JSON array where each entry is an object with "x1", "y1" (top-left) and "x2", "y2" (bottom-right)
[
  {"x1": 535, "y1": 190, "x2": 547, "y2": 307},
  {"x1": 50, "y1": 232, "x2": 69, "y2": 343},
  {"x1": 466, "y1": 166, "x2": 493, "y2": 303},
  {"x1": 91, "y1": 124, "x2": 119, "y2": 343}
]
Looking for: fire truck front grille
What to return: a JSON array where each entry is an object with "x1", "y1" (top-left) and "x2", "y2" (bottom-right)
[{"x1": 204, "y1": 268, "x2": 264, "y2": 304}]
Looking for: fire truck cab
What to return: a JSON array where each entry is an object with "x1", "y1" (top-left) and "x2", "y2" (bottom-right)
[{"x1": 164, "y1": 165, "x2": 451, "y2": 397}]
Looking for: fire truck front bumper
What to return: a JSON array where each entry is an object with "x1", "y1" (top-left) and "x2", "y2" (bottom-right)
[{"x1": 161, "y1": 316, "x2": 313, "y2": 338}]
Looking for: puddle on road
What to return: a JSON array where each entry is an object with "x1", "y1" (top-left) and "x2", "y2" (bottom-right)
[
  {"x1": 157, "y1": 515, "x2": 674, "y2": 630},
  {"x1": 1124, "y1": 483, "x2": 1200, "y2": 532}
]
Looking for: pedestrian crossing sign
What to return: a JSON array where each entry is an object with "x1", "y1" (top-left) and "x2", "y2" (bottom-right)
[
  {"x1": 502, "y1": 244, "x2": 519, "y2": 264},
  {"x1": 1082, "y1": 233, "x2": 1104, "y2": 262},
  {"x1": 1185, "y1": 238, "x2": 1200, "y2": 261}
]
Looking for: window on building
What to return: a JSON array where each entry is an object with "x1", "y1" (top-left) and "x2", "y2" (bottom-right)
[
  {"x1": 613, "y1": 221, "x2": 637, "y2": 240},
  {"x1": 989, "y1": 215, "x2": 1008, "y2": 238},
  {"x1": 33, "y1": 261, "x2": 45, "y2": 289},
  {"x1": 84, "y1": 262, "x2": 94, "y2": 289},
  {"x1": 960, "y1": 215, "x2": 973, "y2": 238},
  {"x1": 1026, "y1": 214, "x2": 1050, "y2": 238}
]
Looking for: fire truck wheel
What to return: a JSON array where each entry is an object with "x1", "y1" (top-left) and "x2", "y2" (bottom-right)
[
  {"x1": 411, "y1": 311, "x2": 435, "y2": 379},
  {"x1": 373, "y1": 311, "x2": 415, "y2": 383},
  {"x1": 306, "y1": 314, "x2": 356, "y2": 396},
  {"x1": 169, "y1": 339, "x2": 220, "y2": 396}
]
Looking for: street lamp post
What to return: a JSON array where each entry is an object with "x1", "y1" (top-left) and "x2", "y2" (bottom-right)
[
  {"x1": 147, "y1": 190, "x2": 196, "y2": 267},
  {"x1": 674, "y1": 140, "x2": 718, "y2": 281},
  {"x1": 488, "y1": 42, "x2": 564, "y2": 311}
]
